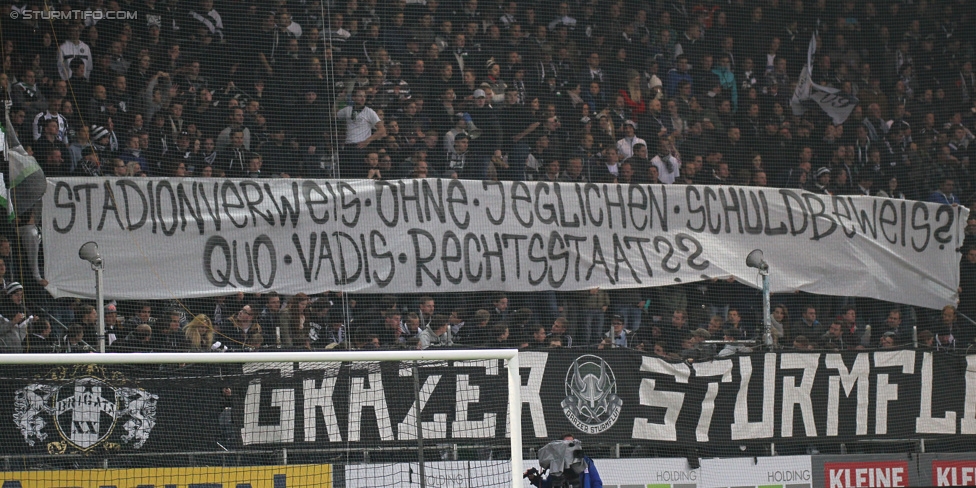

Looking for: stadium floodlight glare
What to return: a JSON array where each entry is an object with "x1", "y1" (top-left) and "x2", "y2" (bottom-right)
[
  {"x1": 78, "y1": 241, "x2": 106, "y2": 353},
  {"x1": 745, "y1": 249, "x2": 773, "y2": 348}
]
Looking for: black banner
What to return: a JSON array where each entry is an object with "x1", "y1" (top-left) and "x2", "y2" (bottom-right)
[{"x1": 1, "y1": 351, "x2": 973, "y2": 455}]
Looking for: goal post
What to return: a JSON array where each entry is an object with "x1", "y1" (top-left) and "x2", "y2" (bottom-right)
[{"x1": 0, "y1": 349, "x2": 523, "y2": 488}]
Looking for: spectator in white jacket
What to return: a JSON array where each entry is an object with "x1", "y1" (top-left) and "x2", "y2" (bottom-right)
[{"x1": 419, "y1": 314, "x2": 454, "y2": 349}]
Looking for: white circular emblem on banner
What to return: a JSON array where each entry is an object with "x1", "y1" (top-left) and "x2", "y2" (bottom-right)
[{"x1": 561, "y1": 354, "x2": 623, "y2": 434}]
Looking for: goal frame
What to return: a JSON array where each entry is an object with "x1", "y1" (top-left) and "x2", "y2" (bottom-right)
[{"x1": 0, "y1": 348, "x2": 524, "y2": 488}]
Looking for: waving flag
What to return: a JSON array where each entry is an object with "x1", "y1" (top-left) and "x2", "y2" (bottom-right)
[
  {"x1": 2, "y1": 100, "x2": 46, "y2": 221},
  {"x1": 790, "y1": 33, "x2": 859, "y2": 125}
]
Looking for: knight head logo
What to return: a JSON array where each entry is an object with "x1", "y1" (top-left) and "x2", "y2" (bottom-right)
[
  {"x1": 561, "y1": 355, "x2": 622, "y2": 434},
  {"x1": 13, "y1": 365, "x2": 158, "y2": 454}
]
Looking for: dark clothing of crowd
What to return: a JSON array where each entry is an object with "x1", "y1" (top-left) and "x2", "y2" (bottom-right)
[{"x1": 1, "y1": 0, "x2": 975, "y2": 354}]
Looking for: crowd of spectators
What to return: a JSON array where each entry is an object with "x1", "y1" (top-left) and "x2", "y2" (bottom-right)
[
  {"x1": 0, "y1": 0, "x2": 975, "y2": 354},
  {"x1": 3, "y1": 283, "x2": 974, "y2": 356},
  {"x1": 0, "y1": 0, "x2": 972, "y2": 191}
]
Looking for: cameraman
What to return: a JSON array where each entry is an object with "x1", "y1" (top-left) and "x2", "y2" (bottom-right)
[{"x1": 524, "y1": 434, "x2": 603, "y2": 488}]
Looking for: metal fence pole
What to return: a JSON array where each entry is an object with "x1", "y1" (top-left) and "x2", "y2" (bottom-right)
[{"x1": 412, "y1": 361, "x2": 427, "y2": 488}]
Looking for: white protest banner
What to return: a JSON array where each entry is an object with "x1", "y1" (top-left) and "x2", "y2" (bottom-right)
[{"x1": 42, "y1": 178, "x2": 966, "y2": 308}]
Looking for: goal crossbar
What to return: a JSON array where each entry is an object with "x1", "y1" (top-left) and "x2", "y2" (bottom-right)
[{"x1": 0, "y1": 349, "x2": 524, "y2": 488}]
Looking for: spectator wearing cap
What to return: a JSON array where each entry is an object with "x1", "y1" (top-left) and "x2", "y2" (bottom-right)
[
  {"x1": 812, "y1": 167, "x2": 832, "y2": 195},
  {"x1": 484, "y1": 60, "x2": 508, "y2": 104},
  {"x1": 0, "y1": 282, "x2": 30, "y2": 353},
  {"x1": 464, "y1": 88, "x2": 502, "y2": 179},
  {"x1": 616, "y1": 120, "x2": 645, "y2": 159},
  {"x1": 336, "y1": 88, "x2": 386, "y2": 177},
  {"x1": 442, "y1": 109, "x2": 471, "y2": 153},
  {"x1": 90, "y1": 124, "x2": 113, "y2": 154},
  {"x1": 473, "y1": 82, "x2": 496, "y2": 107},
  {"x1": 878, "y1": 331, "x2": 898, "y2": 349}
]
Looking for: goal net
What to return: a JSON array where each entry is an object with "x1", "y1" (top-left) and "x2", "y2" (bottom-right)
[{"x1": 0, "y1": 349, "x2": 523, "y2": 488}]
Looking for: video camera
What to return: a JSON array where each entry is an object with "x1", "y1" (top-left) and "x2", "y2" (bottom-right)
[{"x1": 533, "y1": 439, "x2": 586, "y2": 488}]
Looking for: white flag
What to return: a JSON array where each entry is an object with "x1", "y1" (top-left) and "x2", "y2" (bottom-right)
[
  {"x1": 0, "y1": 125, "x2": 10, "y2": 220},
  {"x1": 791, "y1": 33, "x2": 858, "y2": 125}
]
